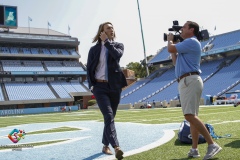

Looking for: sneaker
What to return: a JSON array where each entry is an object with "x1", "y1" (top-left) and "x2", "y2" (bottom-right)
[
  {"x1": 203, "y1": 143, "x2": 222, "y2": 160},
  {"x1": 188, "y1": 149, "x2": 200, "y2": 158}
]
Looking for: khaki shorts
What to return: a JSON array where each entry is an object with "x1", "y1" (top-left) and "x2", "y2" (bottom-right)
[{"x1": 178, "y1": 75, "x2": 203, "y2": 115}]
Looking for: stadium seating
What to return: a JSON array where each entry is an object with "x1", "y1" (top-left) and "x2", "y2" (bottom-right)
[
  {"x1": 121, "y1": 79, "x2": 149, "y2": 99},
  {"x1": 23, "y1": 48, "x2": 31, "y2": 54},
  {"x1": 50, "y1": 81, "x2": 72, "y2": 98},
  {"x1": 0, "y1": 47, "x2": 10, "y2": 54},
  {"x1": 210, "y1": 30, "x2": 240, "y2": 49},
  {"x1": 0, "y1": 26, "x2": 89, "y2": 109},
  {"x1": 10, "y1": 47, "x2": 18, "y2": 54},
  {"x1": 30, "y1": 48, "x2": 39, "y2": 54},
  {"x1": 0, "y1": 46, "x2": 79, "y2": 56},
  {"x1": 5, "y1": 82, "x2": 56, "y2": 100},
  {"x1": 121, "y1": 55, "x2": 240, "y2": 104},
  {"x1": 120, "y1": 67, "x2": 176, "y2": 104},
  {"x1": 202, "y1": 56, "x2": 240, "y2": 97},
  {"x1": 148, "y1": 39, "x2": 212, "y2": 63},
  {"x1": 1, "y1": 27, "x2": 239, "y2": 107},
  {"x1": 120, "y1": 30, "x2": 240, "y2": 105},
  {"x1": 44, "y1": 60, "x2": 84, "y2": 71},
  {"x1": 2, "y1": 60, "x2": 45, "y2": 71},
  {"x1": 83, "y1": 81, "x2": 89, "y2": 89},
  {"x1": 0, "y1": 87, "x2": 4, "y2": 101},
  {"x1": 3, "y1": 80, "x2": 87, "y2": 101},
  {"x1": 61, "y1": 49, "x2": 70, "y2": 55},
  {"x1": 70, "y1": 81, "x2": 87, "y2": 92}
]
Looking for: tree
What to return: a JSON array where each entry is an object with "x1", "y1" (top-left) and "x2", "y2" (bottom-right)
[
  {"x1": 126, "y1": 62, "x2": 145, "y2": 78},
  {"x1": 126, "y1": 55, "x2": 156, "y2": 78},
  {"x1": 140, "y1": 55, "x2": 156, "y2": 76}
]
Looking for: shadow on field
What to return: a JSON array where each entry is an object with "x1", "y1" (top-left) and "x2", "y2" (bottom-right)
[
  {"x1": 82, "y1": 152, "x2": 103, "y2": 160},
  {"x1": 225, "y1": 140, "x2": 240, "y2": 148},
  {"x1": 174, "y1": 139, "x2": 191, "y2": 146}
]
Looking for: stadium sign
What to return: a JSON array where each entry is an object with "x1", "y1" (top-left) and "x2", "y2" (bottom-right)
[
  {"x1": 1, "y1": 109, "x2": 24, "y2": 116},
  {"x1": 0, "y1": 5, "x2": 18, "y2": 29},
  {"x1": 0, "y1": 106, "x2": 79, "y2": 116}
]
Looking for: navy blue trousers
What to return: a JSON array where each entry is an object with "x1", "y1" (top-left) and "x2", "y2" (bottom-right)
[{"x1": 92, "y1": 82, "x2": 121, "y2": 147}]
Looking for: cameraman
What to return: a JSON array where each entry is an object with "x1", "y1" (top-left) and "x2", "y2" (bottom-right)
[{"x1": 167, "y1": 21, "x2": 222, "y2": 160}]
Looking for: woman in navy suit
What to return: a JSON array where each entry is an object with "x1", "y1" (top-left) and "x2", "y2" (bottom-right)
[{"x1": 87, "y1": 22, "x2": 127, "y2": 160}]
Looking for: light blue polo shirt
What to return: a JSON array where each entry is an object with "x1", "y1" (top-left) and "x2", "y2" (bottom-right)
[{"x1": 175, "y1": 36, "x2": 202, "y2": 78}]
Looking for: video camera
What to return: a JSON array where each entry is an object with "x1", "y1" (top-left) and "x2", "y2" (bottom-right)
[{"x1": 163, "y1": 20, "x2": 209, "y2": 42}]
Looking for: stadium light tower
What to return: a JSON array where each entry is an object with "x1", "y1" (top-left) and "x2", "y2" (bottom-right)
[{"x1": 137, "y1": 0, "x2": 149, "y2": 77}]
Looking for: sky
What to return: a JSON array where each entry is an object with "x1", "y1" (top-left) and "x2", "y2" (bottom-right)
[{"x1": 1, "y1": 0, "x2": 240, "y2": 67}]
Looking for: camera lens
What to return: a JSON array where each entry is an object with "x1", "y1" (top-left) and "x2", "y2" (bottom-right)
[{"x1": 163, "y1": 33, "x2": 167, "y2": 41}]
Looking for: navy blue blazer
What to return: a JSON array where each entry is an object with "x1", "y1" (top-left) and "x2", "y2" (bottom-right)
[{"x1": 87, "y1": 40, "x2": 127, "y2": 90}]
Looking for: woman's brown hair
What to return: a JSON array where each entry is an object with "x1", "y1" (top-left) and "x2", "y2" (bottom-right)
[{"x1": 92, "y1": 22, "x2": 116, "y2": 43}]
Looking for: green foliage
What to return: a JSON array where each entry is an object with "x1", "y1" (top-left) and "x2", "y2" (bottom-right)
[
  {"x1": 126, "y1": 55, "x2": 156, "y2": 78},
  {"x1": 126, "y1": 62, "x2": 145, "y2": 78},
  {"x1": 88, "y1": 99, "x2": 97, "y2": 106}
]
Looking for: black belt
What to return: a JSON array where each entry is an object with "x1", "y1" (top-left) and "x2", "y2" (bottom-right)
[
  {"x1": 177, "y1": 72, "x2": 199, "y2": 83},
  {"x1": 96, "y1": 79, "x2": 108, "y2": 83}
]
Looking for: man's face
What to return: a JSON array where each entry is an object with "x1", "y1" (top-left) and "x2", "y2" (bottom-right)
[
  {"x1": 180, "y1": 22, "x2": 193, "y2": 39},
  {"x1": 103, "y1": 23, "x2": 115, "y2": 40}
]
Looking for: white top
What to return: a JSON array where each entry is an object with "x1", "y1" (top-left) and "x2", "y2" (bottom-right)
[{"x1": 95, "y1": 41, "x2": 108, "y2": 80}]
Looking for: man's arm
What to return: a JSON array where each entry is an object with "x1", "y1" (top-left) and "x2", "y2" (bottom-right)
[
  {"x1": 86, "y1": 47, "x2": 93, "y2": 89},
  {"x1": 100, "y1": 31, "x2": 124, "y2": 60},
  {"x1": 105, "y1": 41, "x2": 124, "y2": 60},
  {"x1": 167, "y1": 34, "x2": 178, "y2": 65}
]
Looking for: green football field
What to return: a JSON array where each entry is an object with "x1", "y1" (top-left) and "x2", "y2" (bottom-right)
[{"x1": 0, "y1": 105, "x2": 239, "y2": 159}]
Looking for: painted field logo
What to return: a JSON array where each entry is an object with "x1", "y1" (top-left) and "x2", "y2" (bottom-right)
[{"x1": 8, "y1": 129, "x2": 26, "y2": 143}]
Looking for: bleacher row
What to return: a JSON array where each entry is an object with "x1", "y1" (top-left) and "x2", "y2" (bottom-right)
[
  {"x1": 1, "y1": 60, "x2": 84, "y2": 71},
  {"x1": 80, "y1": 30, "x2": 240, "y2": 105},
  {"x1": 0, "y1": 81, "x2": 87, "y2": 101},
  {"x1": 148, "y1": 30, "x2": 240, "y2": 63},
  {"x1": 120, "y1": 30, "x2": 240, "y2": 105},
  {"x1": 1, "y1": 30, "x2": 239, "y2": 106},
  {"x1": 0, "y1": 46, "x2": 78, "y2": 55},
  {"x1": 120, "y1": 56, "x2": 240, "y2": 104}
]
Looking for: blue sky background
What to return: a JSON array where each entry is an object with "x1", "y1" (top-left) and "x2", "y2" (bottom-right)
[{"x1": 0, "y1": 0, "x2": 239, "y2": 67}]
